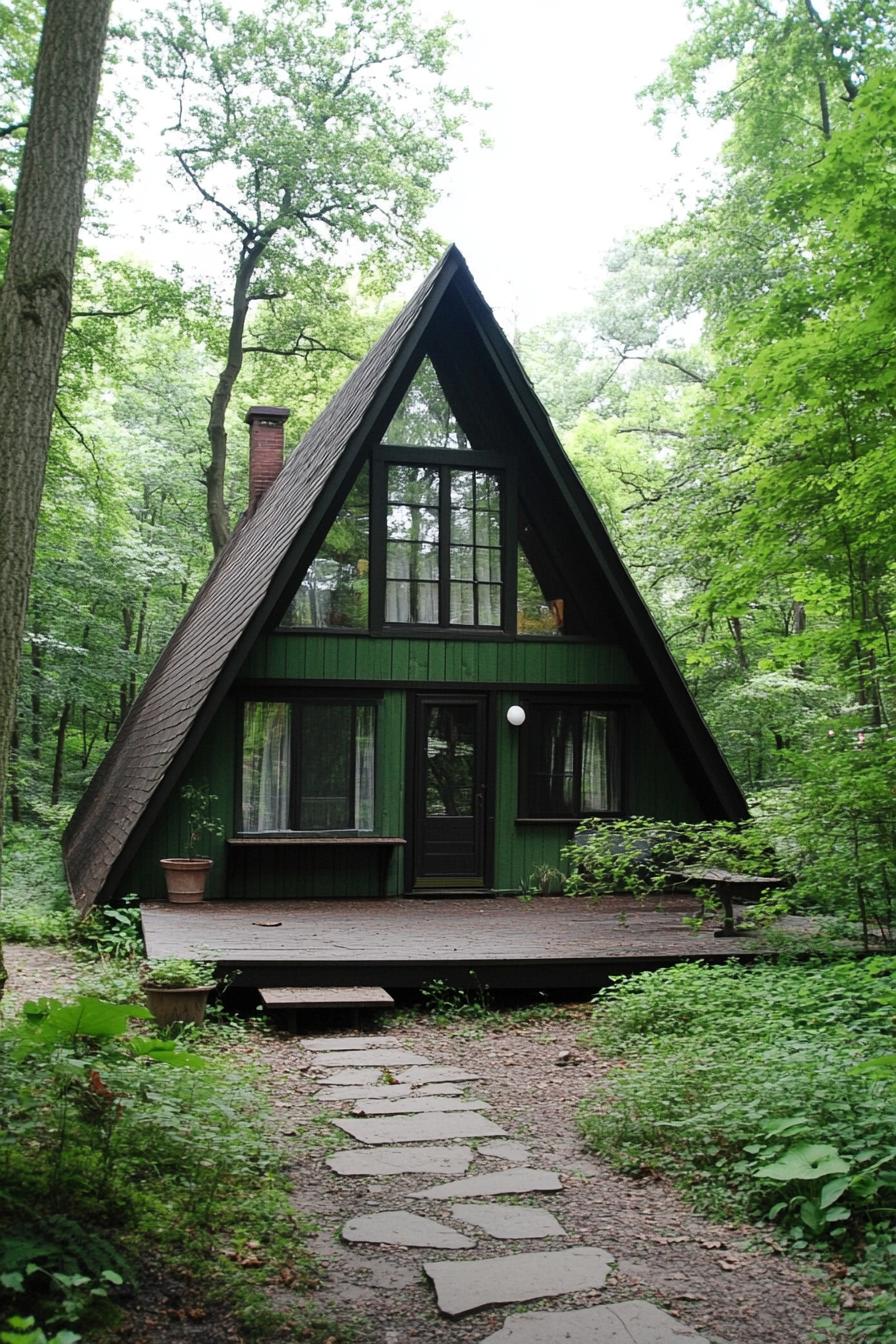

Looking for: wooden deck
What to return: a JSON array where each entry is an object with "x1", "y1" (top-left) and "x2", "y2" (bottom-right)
[{"x1": 140, "y1": 896, "x2": 790, "y2": 990}]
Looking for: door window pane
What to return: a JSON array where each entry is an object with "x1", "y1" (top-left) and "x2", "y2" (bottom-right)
[{"x1": 425, "y1": 704, "x2": 475, "y2": 816}]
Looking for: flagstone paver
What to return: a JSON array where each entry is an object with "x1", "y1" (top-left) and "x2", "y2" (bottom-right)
[
  {"x1": 351, "y1": 1096, "x2": 491, "y2": 1116},
  {"x1": 327, "y1": 1144, "x2": 476, "y2": 1177},
  {"x1": 475, "y1": 1300, "x2": 724, "y2": 1343},
  {"x1": 315, "y1": 1068, "x2": 390, "y2": 1086},
  {"x1": 476, "y1": 1140, "x2": 531, "y2": 1162},
  {"x1": 314, "y1": 1082, "x2": 464, "y2": 1101},
  {"x1": 423, "y1": 1246, "x2": 614, "y2": 1317},
  {"x1": 449, "y1": 1203, "x2": 566, "y2": 1239},
  {"x1": 312, "y1": 1048, "x2": 431, "y2": 1067},
  {"x1": 342, "y1": 1210, "x2": 477, "y2": 1249},
  {"x1": 315, "y1": 1082, "x2": 417, "y2": 1101},
  {"x1": 396, "y1": 1065, "x2": 483, "y2": 1085},
  {"x1": 410, "y1": 1167, "x2": 563, "y2": 1200},
  {"x1": 333, "y1": 1111, "x2": 507, "y2": 1145},
  {"x1": 301, "y1": 1037, "x2": 401, "y2": 1051}
]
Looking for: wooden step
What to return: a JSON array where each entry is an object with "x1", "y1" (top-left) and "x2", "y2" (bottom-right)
[{"x1": 259, "y1": 985, "x2": 394, "y2": 1008}]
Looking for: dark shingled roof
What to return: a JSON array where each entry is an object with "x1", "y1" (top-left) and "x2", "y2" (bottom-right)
[
  {"x1": 63, "y1": 246, "x2": 459, "y2": 912},
  {"x1": 63, "y1": 244, "x2": 746, "y2": 912}
]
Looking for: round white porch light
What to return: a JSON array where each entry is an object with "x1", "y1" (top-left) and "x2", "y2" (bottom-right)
[{"x1": 506, "y1": 704, "x2": 526, "y2": 727}]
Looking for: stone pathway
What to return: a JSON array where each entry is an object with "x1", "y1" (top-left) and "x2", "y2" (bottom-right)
[{"x1": 301, "y1": 1034, "x2": 731, "y2": 1343}]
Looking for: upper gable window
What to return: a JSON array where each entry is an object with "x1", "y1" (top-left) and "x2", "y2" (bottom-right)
[
  {"x1": 382, "y1": 357, "x2": 470, "y2": 450},
  {"x1": 384, "y1": 464, "x2": 503, "y2": 628},
  {"x1": 282, "y1": 466, "x2": 369, "y2": 629}
]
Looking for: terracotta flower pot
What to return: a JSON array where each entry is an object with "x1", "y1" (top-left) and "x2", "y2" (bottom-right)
[
  {"x1": 144, "y1": 983, "x2": 216, "y2": 1028},
  {"x1": 160, "y1": 857, "x2": 213, "y2": 903}
]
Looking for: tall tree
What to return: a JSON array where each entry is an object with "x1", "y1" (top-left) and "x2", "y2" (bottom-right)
[
  {"x1": 146, "y1": 0, "x2": 472, "y2": 553},
  {"x1": 0, "y1": 0, "x2": 112, "y2": 992}
]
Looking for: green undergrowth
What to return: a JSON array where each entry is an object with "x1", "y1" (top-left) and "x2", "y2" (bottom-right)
[
  {"x1": 386, "y1": 973, "x2": 587, "y2": 1034},
  {"x1": 580, "y1": 957, "x2": 896, "y2": 1340},
  {"x1": 0, "y1": 827, "x2": 74, "y2": 945},
  {"x1": 0, "y1": 995, "x2": 347, "y2": 1343}
]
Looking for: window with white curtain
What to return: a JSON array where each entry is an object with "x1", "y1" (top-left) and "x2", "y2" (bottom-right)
[
  {"x1": 240, "y1": 700, "x2": 375, "y2": 833},
  {"x1": 523, "y1": 704, "x2": 620, "y2": 817}
]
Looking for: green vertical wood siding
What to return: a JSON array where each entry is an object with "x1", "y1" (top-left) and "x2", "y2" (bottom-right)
[
  {"x1": 244, "y1": 632, "x2": 636, "y2": 685},
  {"x1": 122, "y1": 632, "x2": 708, "y2": 902}
]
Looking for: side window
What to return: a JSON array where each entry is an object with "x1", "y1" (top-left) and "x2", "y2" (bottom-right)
[
  {"x1": 282, "y1": 466, "x2": 370, "y2": 629},
  {"x1": 240, "y1": 700, "x2": 375, "y2": 833},
  {"x1": 522, "y1": 705, "x2": 620, "y2": 817}
]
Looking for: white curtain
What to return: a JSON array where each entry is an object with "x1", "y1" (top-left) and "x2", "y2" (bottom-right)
[{"x1": 242, "y1": 702, "x2": 291, "y2": 831}]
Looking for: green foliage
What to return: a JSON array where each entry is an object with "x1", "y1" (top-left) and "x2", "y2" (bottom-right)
[
  {"x1": 0, "y1": 993, "x2": 326, "y2": 1338},
  {"x1": 518, "y1": 865, "x2": 565, "y2": 899},
  {"x1": 581, "y1": 958, "x2": 896, "y2": 1338},
  {"x1": 420, "y1": 973, "x2": 493, "y2": 1023},
  {"x1": 75, "y1": 893, "x2": 142, "y2": 962},
  {"x1": 0, "y1": 829, "x2": 73, "y2": 945},
  {"x1": 1, "y1": 1317, "x2": 80, "y2": 1344},
  {"x1": 141, "y1": 957, "x2": 216, "y2": 989},
  {"x1": 178, "y1": 782, "x2": 224, "y2": 859},
  {"x1": 563, "y1": 815, "x2": 779, "y2": 912},
  {"x1": 766, "y1": 724, "x2": 896, "y2": 949}
]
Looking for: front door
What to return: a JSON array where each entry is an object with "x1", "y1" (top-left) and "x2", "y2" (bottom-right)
[{"x1": 412, "y1": 695, "x2": 487, "y2": 888}]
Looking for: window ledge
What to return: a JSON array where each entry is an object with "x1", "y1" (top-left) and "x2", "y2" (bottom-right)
[{"x1": 228, "y1": 835, "x2": 406, "y2": 846}]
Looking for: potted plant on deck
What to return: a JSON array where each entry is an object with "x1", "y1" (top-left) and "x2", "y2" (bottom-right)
[
  {"x1": 160, "y1": 782, "x2": 224, "y2": 903},
  {"x1": 142, "y1": 957, "x2": 218, "y2": 1027}
]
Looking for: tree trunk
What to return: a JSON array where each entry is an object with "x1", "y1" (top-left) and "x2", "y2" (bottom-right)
[
  {"x1": 30, "y1": 636, "x2": 42, "y2": 758},
  {"x1": 50, "y1": 700, "x2": 70, "y2": 805},
  {"x1": 205, "y1": 239, "x2": 271, "y2": 554},
  {"x1": 8, "y1": 718, "x2": 22, "y2": 823},
  {"x1": 0, "y1": 0, "x2": 111, "y2": 978}
]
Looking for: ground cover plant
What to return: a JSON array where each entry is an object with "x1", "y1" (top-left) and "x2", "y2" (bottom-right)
[
  {"x1": 0, "y1": 826, "x2": 74, "y2": 946},
  {"x1": 0, "y1": 992, "x2": 343, "y2": 1342},
  {"x1": 580, "y1": 957, "x2": 896, "y2": 1340}
]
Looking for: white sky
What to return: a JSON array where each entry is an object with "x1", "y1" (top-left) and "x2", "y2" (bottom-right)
[{"x1": 105, "y1": 0, "x2": 724, "y2": 330}]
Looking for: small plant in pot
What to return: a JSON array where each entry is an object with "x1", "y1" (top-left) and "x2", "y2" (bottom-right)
[
  {"x1": 142, "y1": 957, "x2": 217, "y2": 1027},
  {"x1": 160, "y1": 782, "x2": 224, "y2": 903}
]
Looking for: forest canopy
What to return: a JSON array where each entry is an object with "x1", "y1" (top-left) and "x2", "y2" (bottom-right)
[{"x1": 1, "y1": 0, "x2": 894, "y2": 946}]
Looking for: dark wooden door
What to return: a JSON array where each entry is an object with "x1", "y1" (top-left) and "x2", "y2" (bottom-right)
[{"x1": 412, "y1": 695, "x2": 487, "y2": 887}]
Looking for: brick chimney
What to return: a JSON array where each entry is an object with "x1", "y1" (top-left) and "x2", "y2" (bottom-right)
[{"x1": 246, "y1": 406, "x2": 290, "y2": 510}]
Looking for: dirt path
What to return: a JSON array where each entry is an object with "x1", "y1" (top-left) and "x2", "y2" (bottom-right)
[
  {"x1": 250, "y1": 1013, "x2": 824, "y2": 1344},
  {"x1": 2, "y1": 947, "x2": 825, "y2": 1342}
]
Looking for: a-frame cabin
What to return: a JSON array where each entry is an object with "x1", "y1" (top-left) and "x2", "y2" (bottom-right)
[{"x1": 63, "y1": 246, "x2": 746, "y2": 987}]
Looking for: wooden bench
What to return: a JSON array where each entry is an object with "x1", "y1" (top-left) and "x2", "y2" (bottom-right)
[
  {"x1": 227, "y1": 835, "x2": 406, "y2": 888},
  {"x1": 258, "y1": 984, "x2": 395, "y2": 1030},
  {"x1": 573, "y1": 830, "x2": 784, "y2": 937}
]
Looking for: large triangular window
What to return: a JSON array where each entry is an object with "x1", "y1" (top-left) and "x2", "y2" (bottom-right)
[
  {"x1": 517, "y1": 545, "x2": 562, "y2": 635},
  {"x1": 382, "y1": 356, "x2": 470, "y2": 450},
  {"x1": 281, "y1": 465, "x2": 370, "y2": 629}
]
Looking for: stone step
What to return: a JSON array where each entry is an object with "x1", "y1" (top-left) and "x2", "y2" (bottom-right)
[
  {"x1": 423, "y1": 1246, "x2": 614, "y2": 1317},
  {"x1": 333, "y1": 1110, "x2": 507, "y2": 1146},
  {"x1": 476, "y1": 1300, "x2": 723, "y2": 1343}
]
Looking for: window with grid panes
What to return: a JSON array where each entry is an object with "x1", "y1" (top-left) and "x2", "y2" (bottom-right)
[{"x1": 384, "y1": 463, "x2": 503, "y2": 628}]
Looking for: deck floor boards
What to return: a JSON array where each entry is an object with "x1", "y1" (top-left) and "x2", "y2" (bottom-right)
[{"x1": 139, "y1": 896, "x2": 798, "y2": 988}]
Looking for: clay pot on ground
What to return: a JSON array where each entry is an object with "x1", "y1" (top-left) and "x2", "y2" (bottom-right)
[
  {"x1": 144, "y1": 983, "x2": 216, "y2": 1028},
  {"x1": 159, "y1": 857, "x2": 213, "y2": 903}
]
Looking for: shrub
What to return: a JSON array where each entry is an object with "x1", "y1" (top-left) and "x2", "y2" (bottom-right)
[
  {"x1": 0, "y1": 828, "x2": 73, "y2": 945},
  {"x1": 0, "y1": 995, "x2": 323, "y2": 1339},
  {"x1": 581, "y1": 958, "x2": 896, "y2": 1340}
]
